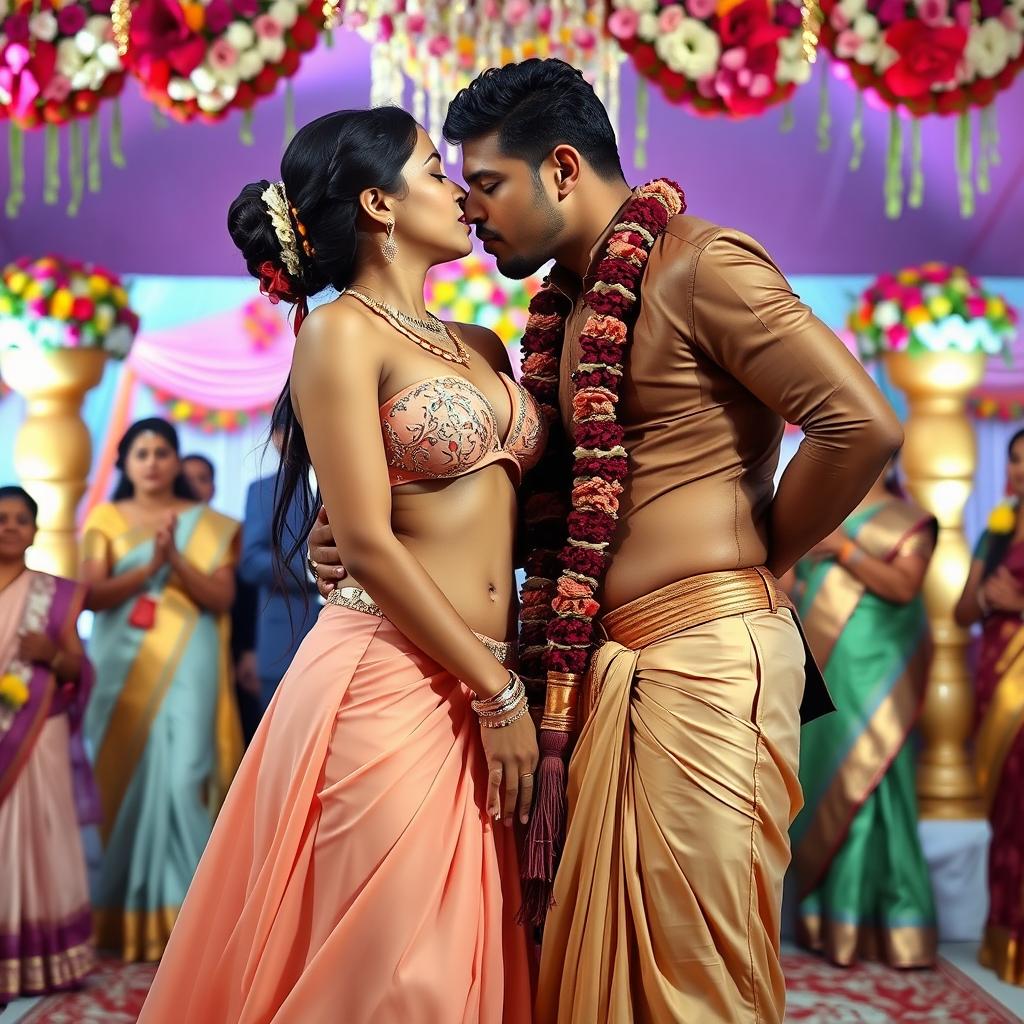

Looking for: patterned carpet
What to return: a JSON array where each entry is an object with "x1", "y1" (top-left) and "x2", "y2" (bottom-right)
[{"x1": 12, "y1": 952, "x2": 1020, "y2": 1022}]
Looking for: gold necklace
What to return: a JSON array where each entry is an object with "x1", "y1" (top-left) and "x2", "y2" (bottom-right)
[
  {"x1": 346, "y1": 288, "x2": 449, "y2": 337},
  {"x1": 344, "y1": 289, "x2": 471, "y2": 367}
]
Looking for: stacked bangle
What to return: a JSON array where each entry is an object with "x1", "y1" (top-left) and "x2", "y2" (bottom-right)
[
  {"x1": 472, "y1": 671, "x2": 529, "y2": 728},
  {"x1": 838, "y1": 539, "x2": 861, "y2": 567}
]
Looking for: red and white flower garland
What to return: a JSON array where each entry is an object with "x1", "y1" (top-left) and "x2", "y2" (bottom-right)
[{"x1": 516, "y1": 177, "x2": 685, "y2": 924}]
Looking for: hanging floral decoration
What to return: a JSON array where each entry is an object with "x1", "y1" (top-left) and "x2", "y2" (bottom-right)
[
  {"x1": 341, "y1": 1, "x2": 623, "y2": 152},
  {"x1": 605, "y1": 0, "x2": 819, "y2": 137},
  {"x1": 151, "y1": 387, "x2": 274, "y2": 431},
  {"x1": 816, "y1": 0, "x2": 1024, "y2": 218},
  {"x1": 123, "y1": 0, "x2": 323, "y2": 141},
  {"x1": 0, "y1": 255, "x2": 139, "y2": 358},
  {"x1": 0, "y1": 0, "x2": 128, "y2": 218},
  {"x1": 849, "y1": 262, "x2": 1017, "y2": 361}
]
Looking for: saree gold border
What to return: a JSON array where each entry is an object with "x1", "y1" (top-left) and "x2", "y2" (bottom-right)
[
  {"x1": 795, "y1": 641, "x2": 930, "y2": 897},
  {"x1": 93, "y1": 507, "x2": 238, "y2": 842},
  {"x1": 980, "y1": 925, "x2": 1024, "y2": 986},
  {"x1": 802, "y1": 501, "x2": 932, "y2": 670},
  {"x1": 0, "y1": 940, "x2": 94, "y2": 998},
  {"x1": 94, "y1": 905, "x2": 179, "y2": 963},
  {"x1": 797, "y1": 913, "x2": 936, "y2": 968}
]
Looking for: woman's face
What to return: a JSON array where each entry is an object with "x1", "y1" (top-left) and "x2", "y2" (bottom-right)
[
  {"x1": 0, "y1": 498, "x2": 36, "y2": 563},
  {"x1": 390, "y1": 127, "x2": 472, "y2": 267},
  {"x1": 1008, "y1": 437, "x2": 1024, "y2": 500},
  {"x1": 125, "y1": 431, "x2": 181, "y2": 498}
]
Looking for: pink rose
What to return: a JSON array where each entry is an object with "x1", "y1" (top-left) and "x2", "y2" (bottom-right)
[
  {"x1": 427, "y1": 34, "x2": 451, "y2": 57},
  {"x1": 405, "y1": 12, "x2": 426, "y2": 32},
  {"x1": 696, "y1": 73, "x2": 718, "y2": 97},
  {"x1": 953, "y1": 1, "x2": 973, "y2": 25},
  {"x1": 535, "y1": 5, "x2": 553, "y2": 30},
  {"x1": 835, "y1": 28, "x2": 863, "y2": 57},
  {"x1": 56, "y1": 5, "x2": 88, "y2": 34},
  {"x1": 254, "y1": 14, "x2": 283, "y2": 38},
  {"x1": 720, "y1": 46, "x2": 748, "y2": 71},
  {"x1": 209, "y1": 38, "x2": 239, "y2": 69},
  {"x1": 233, "y1": 0, "x2": 260, "y2": 16},
  {"x1": 42, "y1": 72, "x2": 71, "y2": 101},
  {"x1": 965, "y1": 296, "x2": 987, "y2": 318},
  {"x1": 659, "y1": 5, "x2": 684, "y2": 32},
  {"x1": 573, "y1": 26, "x2": 596, "y2": 47},
  {"x1": 686, "y1": 0, "x2": 717, "y2": 18},
  {"x1": 830, "y1": 7, "x2": 850, "y2": 29},
  {"x1": 916, "y1": 0, "x2": 949, "y2": 26},
  {"x1": 345, "y1": 10, "x2": 367, "y2": 27},
  {"x1": 900, "y1": 286, "x2": 923, "y2": 306},
  {"x1": 504, "y1": 0, "x2": 530, "y2": 26},
  {"x1": 607, "y1": 8, "x2": 639, "y2": 39},
  {"x1": 887, "y1": 324, "x2": 910, "y2": 349}
]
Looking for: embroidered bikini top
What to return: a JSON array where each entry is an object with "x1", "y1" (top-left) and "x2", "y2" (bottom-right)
[{"x1": 380, "y1": 374, "x2": 546, "y2": 487}]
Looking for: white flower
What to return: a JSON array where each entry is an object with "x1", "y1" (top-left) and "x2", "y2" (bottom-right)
[
  {"x1": 874, "y1": 42, "x2": 898, "y2": 73},
  {"x1": 655, "y1": 18, "x2": 721, "y2": 79},
  {"x1": 167, "y1": 77, "x2": 197, "y2": 102},
  {"x1": 852, "y1": 12, "x2": 880, "y2": 39},
  {"x1": 210, "y1": 60, "x2": 240, "y2": 88},
  {"x1": 28, "y1": 11, "x2": 58, "y2": 42},
  {"x1": 838, "y1": 0, "x2": 867, "y2": 18},
  {"x1": 777, "y1": 36, "x2": 813, "y2": 84},
  {"x1": 190, "y1": 65, "x2": 217, "y2": 93},
  {"x1": 0, "y1": 0, "x2": 9, "y2": 20},
  {"x1": 616, "y1": 0, "x2": 658, "y2": 11},
  {"x1": 873, "y1": 301, "x2": 902, "y2": 329},
  {"x1": 638, "y1": 12, "x2": 659, "y2": 36},
  {"x1": 56, "y1": 38, "x2": 85, "y2": 76},
  {"x1": 225, "y1": 21, "x2": 256, "y2": 50},
  {"x1": 74, "y1": 27, "x2": 99, "y2": 56},
  {"x1": 257, "y1": 35, "x2": 287, "y2": 63},
  {"x1": 96, "y1": 41, "x2": 121, "y2": 71},
  {"x1": 967, "y1": 19, "x2": 1013, "y2": 78},
  {"x1": 197, "y1": 91, "x2": 230, "y2": 113},
  {"x1": 86, "y1": 15, "x2": 112, "y2": 41},
  {"x1": 237, "y1": 49, "x2": 265, "y2": 79},
  {"x1": 854, "y1": 38, "x2": 879, "y2": 64},
  {"x1": 267, "y1": 0, "x2": 299, "y2": 28},
  {"x1": 70, "y1": 58, "x2": 106, "y2": 91}
]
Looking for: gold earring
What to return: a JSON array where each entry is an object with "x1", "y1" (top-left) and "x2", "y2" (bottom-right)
[{"x1": 382, "y1": 220, "x2": 398, "y2": 264}]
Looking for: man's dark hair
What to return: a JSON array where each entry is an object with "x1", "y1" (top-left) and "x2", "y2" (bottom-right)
[
  {"x1": 443, "y1": 59, "x2": 624, "y2": 182},
  {"x1": 182, "y1": 453, "x2": 216, "y2": 481}
]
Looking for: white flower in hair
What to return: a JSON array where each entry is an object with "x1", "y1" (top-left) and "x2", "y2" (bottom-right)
[{"x1": 261, "y1": 182, "x2": 302, "y2": 278}]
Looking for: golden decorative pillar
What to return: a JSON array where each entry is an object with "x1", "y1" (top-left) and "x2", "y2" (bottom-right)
[
  {"x1": 0, "y1": 348, "x2": 108, "y2": 578},
  {"x1": 884, "y1": 350, "x2": 987, "y2": 819}
]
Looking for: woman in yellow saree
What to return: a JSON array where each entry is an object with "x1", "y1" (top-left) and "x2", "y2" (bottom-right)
[
  {"x1": 789, "y1": 464, "x2": 938, "y2": 968},
  {"x1": 80, "y1": 419, "x2": 243, "y2": 962},
  {"x1": 956, "y1": 428, "x2": 1024, "y2": 985}
]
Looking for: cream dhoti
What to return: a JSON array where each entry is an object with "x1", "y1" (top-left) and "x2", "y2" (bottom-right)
[
  {"x1": 536, "y1": 568, "x2": 807, "y2": 1024},
  {"x1": 138, "y1": 598, "x2": 533, "y2": 1024}
]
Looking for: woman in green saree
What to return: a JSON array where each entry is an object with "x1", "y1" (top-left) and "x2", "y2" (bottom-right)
[
  {"x1": 81, "y1": 418, "x2": 243, "y2": 962},
  {"x1": 788, "y1": 463, "x2": 938, "y2": 968}
]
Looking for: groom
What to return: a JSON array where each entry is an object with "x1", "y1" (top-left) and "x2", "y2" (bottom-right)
[{"x1": 309, "y1": 59, "x2": 900, "y2": 1023}]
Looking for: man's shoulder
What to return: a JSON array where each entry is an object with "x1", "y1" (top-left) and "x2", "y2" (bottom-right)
[
  {"x1": 662, "y1": 214, "x2": 764, "y2": 257},
  {"x1": 246, "y1": 472, "x2": 277, "y2": 504}
]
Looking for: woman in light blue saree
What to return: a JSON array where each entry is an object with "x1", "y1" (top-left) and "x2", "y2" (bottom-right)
[{"x1": 81, "y1": 418, "x2": 243, "y2": 962}]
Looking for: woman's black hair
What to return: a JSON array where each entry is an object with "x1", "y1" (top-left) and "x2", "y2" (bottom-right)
[
  {"x1": 983, "y1": 428, "x2": 1024, "y2": 579},
  {"x1": 227, "y1": 107, "x2": 419, "y2": 592},
  {"x1": 111, "y1": 417, "x2": 196, "y2": 501},
  {"x1": 0, "y1": 485, "x2": 38, "y2": 523}
]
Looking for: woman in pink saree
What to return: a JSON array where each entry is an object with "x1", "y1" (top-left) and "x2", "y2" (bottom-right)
[{"x1": 0, "y1": 486, "x2": 99, "y2": 1006}]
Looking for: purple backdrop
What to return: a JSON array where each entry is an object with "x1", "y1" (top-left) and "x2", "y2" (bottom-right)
[{"x1": 1, "y1": 33, "x2": 1022, "y2": 277}]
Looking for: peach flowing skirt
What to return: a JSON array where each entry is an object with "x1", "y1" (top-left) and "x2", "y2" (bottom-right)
[{"x1": 138, "y1": 606, "x2": 533, "y2": 1023}]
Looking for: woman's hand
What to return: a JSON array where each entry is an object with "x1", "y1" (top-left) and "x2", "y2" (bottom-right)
[
  {"x1": 308, "y1": 506, "x2": 348, "y2": 598},
  {"x1": 18, "y1": 631, "x2": 57, "y2": 666},
  {"x1": 150, "y1": 514, "x2": 177, "y2": 573},
  {"x1": 983, "y1": 568, "x2": 1024, "y2": 613},
  {"x1": 809, "y1": 529, "x2": 846, "y2": 560},
  {"x1": 479, "y1": 713, "x2": 539, "y2": 826}
]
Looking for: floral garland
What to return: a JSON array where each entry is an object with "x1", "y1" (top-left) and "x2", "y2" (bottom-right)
[
  {"x1": 1, "y1": 0, "x2": 128, "y2": 216},
  {"x1": 125, "y1": 0, "x2": 321, "y2": 131},
  {"x1": 606, "y1": 0, "x2": 816, "y2": 120},
  {"x1": 849, "y1": 262, "x2": 1017, "y2": 361},
  {"x1": 0, "y1": 255, "x2": 139, "y2": 358},
  {"x1": 516, "y1": 177, "x2": 686, "y2": 924},
  {"x1": 152, "y1": 387, "x2": 274, "y2": 432},
  {"x1": 817, "y1": 0, "x2": 1024, "y2": 217}
]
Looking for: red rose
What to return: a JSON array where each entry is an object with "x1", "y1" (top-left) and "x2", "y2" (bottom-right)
[
  {"x1": 289, "y1": 15, "x2": 320, "y2": 50},
  {"x1": 631, "y1": 43, "x2": 658, "y2": 74},
  {"x1": 719, "y1": 0, "x2": 775, "y2": 46},
  {"x1": 279, "y1": 48, "x2": 301, "y2": 77},
  {"x1": 128, "y1": 0, "x2": 206, "y2": 77},
  {"x1": 72, "y1": 297, "x2": 95, "y2": 321},
  {"x1": 883, "y1": 20, "x2": 967, "y2": 98},
  {"x1": 233, "y1": 82, "x2": 254, "y2": 109},
  {"x1": 252, "y1": 66, "x2": 278, "y2": 95},
  {"x1": 73, "y1": 90, "x2": 99, "y2": 115}
]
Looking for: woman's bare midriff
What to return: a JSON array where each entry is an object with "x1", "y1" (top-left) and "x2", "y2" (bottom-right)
[{"x1": 346, "y1": 465, "x2": 518, "y2": 642}]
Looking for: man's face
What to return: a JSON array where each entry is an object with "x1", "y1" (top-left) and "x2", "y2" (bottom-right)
[{"x1": 460, "y1": 133, "x2": 565, "y2": 280}]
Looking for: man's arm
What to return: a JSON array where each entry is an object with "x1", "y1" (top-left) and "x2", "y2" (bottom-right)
[{"x1": 691, "y1": 231, "x2": 903, "y2": 576}]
